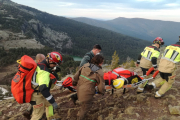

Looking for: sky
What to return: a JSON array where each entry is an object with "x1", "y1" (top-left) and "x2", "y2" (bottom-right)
[{"x1": 11, "y1": 0, "x2": 180, "y2": 22}]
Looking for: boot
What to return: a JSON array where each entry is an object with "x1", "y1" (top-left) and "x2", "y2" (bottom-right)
[
  {"x1": 70, "y1": 94, "x2": 78, "y2": 105},
  {"x1": 144, "y1": 84, "x2": 154, "y2": 92},
  {"x1": 136, "y1": 87, "x2": 144, "y2": 94},
  {"x1": 154, "y1": 91, "x2": 162, "y2": 99},
  {"x1": 23, "y1": 105, "x2": 33, "y2": 119},
  {"x1": 23, "y1": 110, "x2": 32, "y2": 120}
]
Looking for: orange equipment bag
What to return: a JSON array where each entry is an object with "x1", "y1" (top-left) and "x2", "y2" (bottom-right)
[
  {"x1": 62, "y1": 77, "x2": 73, "y2": 88},
  {"x1": 11, "y1": 55, "x2": 37, "y2": 104}
]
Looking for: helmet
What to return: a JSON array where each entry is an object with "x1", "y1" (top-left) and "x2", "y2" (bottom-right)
[
  {"x1": 47, "y1": 52, "x2": 63, "y2": 65},
  {"x1": 153, "y1": 37, "x2": 164, "y2": 45},
  {"x1": 112, "y1": 78, "x2": 125, "y2": 89}
]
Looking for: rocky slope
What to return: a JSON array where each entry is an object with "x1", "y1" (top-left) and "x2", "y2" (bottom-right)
[{"x1": 1, "y1": 66, "x2": 180, "y2": 120}]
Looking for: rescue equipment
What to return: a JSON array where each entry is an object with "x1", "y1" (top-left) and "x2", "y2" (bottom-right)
[{"x1": 11, "y1": 55, "x2": 37, "y2": 104}]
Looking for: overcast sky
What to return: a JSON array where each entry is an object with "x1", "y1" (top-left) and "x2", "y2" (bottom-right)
[{"x1": 11, "y1": 0, "x2": 180, "y2": 22}]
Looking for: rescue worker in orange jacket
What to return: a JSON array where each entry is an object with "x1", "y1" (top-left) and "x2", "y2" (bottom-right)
[
  {"x1": 30, "y1": 52, "x2": 62, "y2": 120},
  {"x1": 136, "y1": 37, "x2": 164, "y2": 94},
  {"x1": 72, "y1": 54, "x2": 105, "y2": 120},
  {"x1": 145, "y1": 37, "x2": 180, "y2": 98}
]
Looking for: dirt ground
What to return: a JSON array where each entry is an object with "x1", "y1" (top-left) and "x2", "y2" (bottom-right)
[{"x1": 1, "y1": 68, "x2": 180, "y2": 120}]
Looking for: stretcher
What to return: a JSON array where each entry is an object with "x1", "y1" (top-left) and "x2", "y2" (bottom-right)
[{"x1": 55, "y1": 67, "x2": 159, "y2": 92}]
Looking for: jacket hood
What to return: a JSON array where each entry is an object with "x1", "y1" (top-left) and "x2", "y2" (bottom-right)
[{"x1": 82, "y1": 63, "x2": 102, "y2": 76}]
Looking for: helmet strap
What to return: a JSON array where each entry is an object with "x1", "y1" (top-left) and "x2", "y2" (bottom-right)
[{"x1": 47, "y1": 57, "x2": 50, "y2": 65}]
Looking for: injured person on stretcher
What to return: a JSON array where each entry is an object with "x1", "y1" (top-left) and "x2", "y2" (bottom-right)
[{"x1": 57, "y1": 67, "x2": 156, "y2": 92}]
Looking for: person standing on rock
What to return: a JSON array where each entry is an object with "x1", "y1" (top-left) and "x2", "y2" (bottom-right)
[
  {"x1": 30, "y1": 52, "x2": 62, "y2": 120},
  {"x1": 145, "y1": 37, "x2": 180, "y2": 98},
  {"x1": 136, "y1": 37, "x2": 164, "y2": 94},
  {"x1": 72, "y1": 54, "x2": 105, "y2": 120},
  {"x1": 70, "y1": 44, "x2": 102, "y2": 104}
]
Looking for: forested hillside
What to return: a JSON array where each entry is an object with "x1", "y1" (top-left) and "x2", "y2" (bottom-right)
[
  {"x1": 73, "y1": 17, "x2": 180, "y2": 45},
  {"x1": 0, "y1": 0, "x2": 151, "y2": 62}
]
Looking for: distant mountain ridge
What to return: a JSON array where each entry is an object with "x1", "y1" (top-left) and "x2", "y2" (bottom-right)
[
  {"x1": 72, "y1": 17, "x2": 180, "y2": 45},
  {"x1": 0, "y1": 0, "x2": 151, "y2": 62}
]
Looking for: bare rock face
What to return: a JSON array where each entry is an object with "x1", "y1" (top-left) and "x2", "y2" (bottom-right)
[
  {"x1": 168, "y1": 105, "x2": 180, "y2": 115},
  {"x1": 28, "y1": 19, "x2": 73, "y2": 50},
  {"x1": 0, "y1": 30, "x2": 9, "y2": 41}
]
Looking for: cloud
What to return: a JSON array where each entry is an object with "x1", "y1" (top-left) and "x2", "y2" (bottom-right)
[
  {"x1": 164, "y1": 3, "x2": 180, "y2": 7},
  {"x1": 11, "y1": 0, "x2": 180, "y2": 22},
  {"x1": 58, "y1": 2, "x2": 75, "y2": 7},
  {"x1": 136, "y1": 0, "x2": 162, "y2": 2}
]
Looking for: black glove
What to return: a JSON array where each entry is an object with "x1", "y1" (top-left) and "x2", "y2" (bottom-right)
[
  {"x1": 72, "y1": 81, "x2": 77, "y2": 86},
  {"x1": 52, "y1": 102, "x2": 58, "y2": 110}
]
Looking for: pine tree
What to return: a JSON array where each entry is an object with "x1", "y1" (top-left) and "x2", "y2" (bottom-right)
[{"x1": 110, "y1": 50, "x2": 120, "y2": 70}]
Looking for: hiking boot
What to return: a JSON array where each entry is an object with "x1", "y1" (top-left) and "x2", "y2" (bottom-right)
[
  {"x1": 136, "y1": 87, "x2": 144, "y2": 94},
  {"x1": 154, "y1": 94, "x2": 162, "y2": 99},
  {"x1": 70, "y1": 94, "x2": 78, "y2": 105},
  {"x1": 23, "y1": 110, "x2": 31, "y2": 119},
  {"x1": 144, "y1": 84, "x2": 154, "y2": 92},
  {"x1": 154, "y1": 96, "x2": 161, "y2": 99}
]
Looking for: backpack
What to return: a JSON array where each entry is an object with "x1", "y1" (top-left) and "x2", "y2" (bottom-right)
[
  {"x1": 11, "y1": 55, "x2": 37, "y2": 104},
  {"x1": 103, "y1": 67, "x2": 135, "y2": 85}
]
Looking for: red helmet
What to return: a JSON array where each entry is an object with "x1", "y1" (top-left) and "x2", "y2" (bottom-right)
[
  {"x1": 153, "y1": 37, "x2": 164, "y2": 45},
  {"x1": 47, "y1": 52, "x2": 63, "y2": 65}
]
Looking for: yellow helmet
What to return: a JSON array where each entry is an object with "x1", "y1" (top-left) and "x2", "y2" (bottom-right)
[{"x1": 113, "y1": 78, "x2": 125, "y2": 89}]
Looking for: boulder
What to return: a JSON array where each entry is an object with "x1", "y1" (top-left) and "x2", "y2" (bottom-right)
[{"x1": 168, "y1": 105, "x2": 180, "y2": 115}]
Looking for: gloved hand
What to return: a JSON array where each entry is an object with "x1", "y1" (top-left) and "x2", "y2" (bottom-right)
[
  {"x1": 72, "y1": 81, "x2": 77, "y2": 86},
  {"x1": 52, "y1": 102, "x2": 59, "y2": 110}
]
